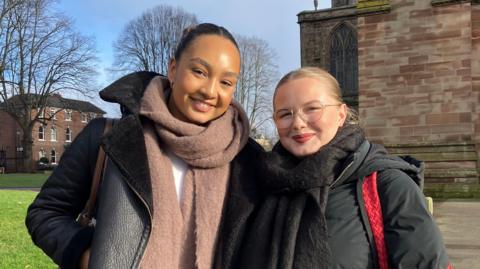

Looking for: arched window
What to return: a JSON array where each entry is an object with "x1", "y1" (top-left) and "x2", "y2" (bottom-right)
[
  {"x1": 330, "y1": 23, "x2": 358, "y2": 108},
  {"x1": 50, "y1": 126, "x2": 57, "y2": 141},
  {"x1": 65, "y1": 127, "x2": 72, "y2": 142},
  {"x1": 38, "y1": 126, "x2": 45, "y2": 140},
  {"x1": 51, "y1": 149, "x2": 56, "y2": 164}
]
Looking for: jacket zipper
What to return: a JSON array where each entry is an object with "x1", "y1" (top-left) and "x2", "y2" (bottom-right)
[
  {"x1": 331, "y1": 160, "x2": 354, "y2": 189},
  {"x1": 122, "y1": 177, "x2": 153, "y2": 267}
]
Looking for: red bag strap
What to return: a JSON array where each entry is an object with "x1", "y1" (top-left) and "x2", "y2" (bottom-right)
[
  {"x1": 363, "y1": 172, "x2": 454, "y2": 269},
  {"x1": 362, "y1": 171, "x2": 389, "y2": 269}
]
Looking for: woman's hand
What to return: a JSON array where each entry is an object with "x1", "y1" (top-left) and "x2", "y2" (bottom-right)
[{"x1": 80, "y1": 248, "x2": 91, "y2": 269}]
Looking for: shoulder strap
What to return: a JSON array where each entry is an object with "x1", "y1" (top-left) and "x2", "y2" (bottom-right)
[
  {"x1": 363, "y1": 172, "x2": 454, "y2": 269},
  {"x1": 81, "y1": 118, "x2": 113, "y2": 225},
  {"x1": 362, "y1": 171, "x2": 389, "y2": 269}
]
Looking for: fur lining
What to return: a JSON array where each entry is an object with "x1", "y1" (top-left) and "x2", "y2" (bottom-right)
[{"x1": 100, "y1": 71, "x2": 164, "y2": 115}]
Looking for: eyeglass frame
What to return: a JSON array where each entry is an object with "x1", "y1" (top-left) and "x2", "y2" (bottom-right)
[{"x1": 273, "y1": 102, "x2": 342, "y2": 129}]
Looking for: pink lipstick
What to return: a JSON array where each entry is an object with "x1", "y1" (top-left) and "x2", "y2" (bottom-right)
[{"x1": 292, "y1": 133, "x2": 314, "y2": 143}]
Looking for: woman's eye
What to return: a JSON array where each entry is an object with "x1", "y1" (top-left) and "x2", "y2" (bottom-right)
[
  {"x1": 304, "y1": 106, "x2": 322, "y2": 114},
  {"x1": 192, "y1": 68, "x2": 206, "y2": 77},
  {"x1": 221, "y1": 80, "x2": 233, "y2": 87},
  {"x1": 277, "y1": 112, "x2": 292, "y2": 119}
]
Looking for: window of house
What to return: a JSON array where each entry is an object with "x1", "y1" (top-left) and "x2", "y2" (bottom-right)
[
  {"x1": 50, "y1": 126, "x2": 57, "y2": 141},
  {"x1": 50, "y1": 108, "x2": 57, "y2": 120},
  {"x1": 38, "y1": 149, "x2": 46, "y2": 159},
  {"x1": 330, "y1": 23, "x2": 359, "y2": 109},
  {"x1": 38, "y1": 125, "x2": 45, "y2": 140},
  {"x1": 89, "y1": 112, "x2": 96, "y2": 121},
  {"x1": 65, "y1": 110, "x2": 72, "y2": 121},
  {"x1": 38, "y1": 109, "x2": 45, "y2": 119},
  {"x1": 81, "y1": 112, "x2": 88, "y2": 123},
  {"x1": 65, "y1": 127, "x2": 72, "y2": 142},
  {"x1": 51, "y1": 149, "x2": 56, "y2": 164}
]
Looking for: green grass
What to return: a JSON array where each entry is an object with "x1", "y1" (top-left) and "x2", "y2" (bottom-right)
[
  {"x1": 0, "y1": 173, "x2": 49, "y2": 188},
  {"x1": 0, "y1": 190, "x2": 56, "y2": 268}
]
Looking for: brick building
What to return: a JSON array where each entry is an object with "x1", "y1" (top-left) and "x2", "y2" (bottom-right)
[
  {"x1": 0, "y1": 94, "x2": 105, "y2": 172},
  {"x1": 298, "y1": 0, "x2": 480, "y2": 196}
]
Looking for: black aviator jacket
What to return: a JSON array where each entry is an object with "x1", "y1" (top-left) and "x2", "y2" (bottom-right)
[
  {"x1": 26, "y1": 72, "x2": 263, "y2": 268},
  {"x1": 241, "y1": 139, "x2": 450, "y2": 269},
  {"x1": 326, "y1": 141, "x2": 449, "y2": 268}
]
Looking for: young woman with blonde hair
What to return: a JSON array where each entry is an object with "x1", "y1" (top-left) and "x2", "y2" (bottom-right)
[{"x1": 240, "y1": 67, "x2": 451, "y2": 269}]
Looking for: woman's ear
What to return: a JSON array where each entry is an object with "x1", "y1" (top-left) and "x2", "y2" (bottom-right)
[
  {"x1": 338, "y1": 103, "x2": 347, "y2": 127},
  {"x1": 167, "y1": 58, "x2": 177, "y2": 84}
]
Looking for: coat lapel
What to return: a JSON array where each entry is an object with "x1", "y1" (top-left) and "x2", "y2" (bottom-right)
[{"x1": 101, "y1": 115, "x2": 154, "y2": 215}]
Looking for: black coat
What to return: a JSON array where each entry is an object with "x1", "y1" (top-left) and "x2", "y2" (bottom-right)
[
  {"x1": 25, "y1": 72, "x2": 263, "y2": 268},
  {"x1": 240, "y1": 139, "x2": 449, "y2": 269},
  {"x1": 327, "y1": 142, "x2": 449, "y2": 268}
]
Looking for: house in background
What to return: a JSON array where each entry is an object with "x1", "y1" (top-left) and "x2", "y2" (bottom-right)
[{"x1": 0, "y1": 94, "x2": 105, "y2": 172}]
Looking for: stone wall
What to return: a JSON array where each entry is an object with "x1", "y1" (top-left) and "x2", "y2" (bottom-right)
[
  {"x1": 358, "y1": 0, "x2": 475, "y2": 145},
  {"x1": 472, "y1": 3, "x2": 480, "y2": 159},
  {"x1": 299, "y1": 6, "x2": 357, "y2": 69},
  {"x1": 299, "y1": 0, "x2": 480, "y2": 186}
]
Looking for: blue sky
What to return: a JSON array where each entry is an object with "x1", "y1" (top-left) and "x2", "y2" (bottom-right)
[{"x1": 56, "y1": 0, "x2": 330, "y2": 116}]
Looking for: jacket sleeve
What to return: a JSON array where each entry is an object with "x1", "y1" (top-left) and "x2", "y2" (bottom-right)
[
  {"x1": 378, "y1": 169, "x2": 450, "y2": 269},
  {"x1": 25, "y1": 118, "x2": 107, "y2": 269}
]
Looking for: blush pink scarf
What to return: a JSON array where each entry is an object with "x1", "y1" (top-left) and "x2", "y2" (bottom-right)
[{"x1": 138, "y1": 77, "x2": 249, "y2": 269}]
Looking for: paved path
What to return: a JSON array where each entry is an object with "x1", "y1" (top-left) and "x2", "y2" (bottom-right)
[{"x1": 434, "y1": 200, "x2": 480, "y2": 269}]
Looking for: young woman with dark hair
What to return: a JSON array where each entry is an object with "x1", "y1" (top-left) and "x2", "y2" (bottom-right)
[{"x1": 26, "y1": 23, "x2": 263, "y2": 269}]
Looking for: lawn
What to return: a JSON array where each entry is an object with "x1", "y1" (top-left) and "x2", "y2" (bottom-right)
[
  {"x1": 0, "y1": 190, "x2": 56, "y2": 268},
  {"x1": 0, "y1": 173, "x2": 49, "y2": 188}
]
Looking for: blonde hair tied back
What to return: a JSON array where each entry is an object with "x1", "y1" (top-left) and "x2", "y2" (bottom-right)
[{"x1": 274, "y1": 67, "x2": 358, "y2": 125}]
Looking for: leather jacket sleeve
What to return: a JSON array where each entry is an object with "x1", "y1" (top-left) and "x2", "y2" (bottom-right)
[
  {"x1": 378, "y1": 169, "x2": 450, "y2": 269},
  {"x1": 25, "y1": 118, "x2": 107, "y2": 269}
]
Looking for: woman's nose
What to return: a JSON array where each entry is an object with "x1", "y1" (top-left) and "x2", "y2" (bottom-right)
[
  {"x1": 290, "y1": 112, "x2": 307, "y2": 130},
  {"x1": 200, "y1": 79, "x2": 217, "y2": 99}
]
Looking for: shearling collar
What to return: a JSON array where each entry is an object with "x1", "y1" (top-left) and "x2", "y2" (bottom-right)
[
  {"x1": 99, "y1": 71, "x2": 166, "y2": 115},
  {"x1": 98, "y1": 71, "x2": 166, "y2": 214}
]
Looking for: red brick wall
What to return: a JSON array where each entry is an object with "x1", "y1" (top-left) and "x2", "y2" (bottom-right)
[
  {"x1": 1, "y1": 107, "x2": 101, "y2": 171},
  {"x1": 31, "y1": 108, "x2": 100, "y2": 164},
  {"x1": 0, "y1": 111, "x2": 22, "y2": 171},
  {"x1": 358, "y1": 0, "x2": 476, "y2": 144}
]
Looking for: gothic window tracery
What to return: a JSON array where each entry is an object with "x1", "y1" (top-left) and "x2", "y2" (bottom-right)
[{"x1": 330, "y1": 23, "x2": 358, "y2": 108}]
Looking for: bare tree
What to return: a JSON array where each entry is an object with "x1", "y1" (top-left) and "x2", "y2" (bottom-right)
[
  {"x1": 112, "y1": 5, "x2": 198, "y2": 75},
  {"x1": 234, "y1": 35, "x2": 278, "y2": 138},
  {"x1": 0, "y1": 0, "x2": 98, "y2": 172}
]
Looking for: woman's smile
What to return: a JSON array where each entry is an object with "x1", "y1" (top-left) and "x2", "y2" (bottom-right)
[
  {"x1": 190, "y1": 97, "x2": 215, "y2": 112},
  {"x1": 292, "y1": 133, "x2": 315, "y2": 143}
]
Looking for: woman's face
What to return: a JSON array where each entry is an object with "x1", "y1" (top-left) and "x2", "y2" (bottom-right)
[
  {"x1": 167, "y1": 34, "x2": 240, "y2": 124},
  {"x1": 274, "y1": 77, "x2": 347, "y2": 158}
]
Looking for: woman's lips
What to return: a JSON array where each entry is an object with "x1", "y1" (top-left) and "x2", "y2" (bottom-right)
[
  {"x1": 292, "y1": 133, "x2": 314, "y2": 143},
  {"x1": 190, "y1": 98, "x2": 214, "y2": 112}
]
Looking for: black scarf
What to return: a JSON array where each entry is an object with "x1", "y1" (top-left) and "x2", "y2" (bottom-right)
[{"x1": 239, "y1": 124, "x2": 365, "y2": 269}]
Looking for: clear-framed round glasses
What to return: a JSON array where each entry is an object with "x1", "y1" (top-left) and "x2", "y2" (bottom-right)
[{"x1": 273, "y1": 103, "x2": 342, "y2": 129}]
